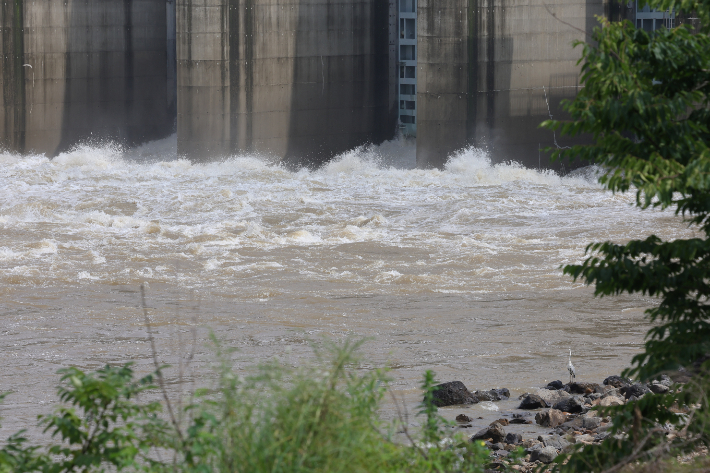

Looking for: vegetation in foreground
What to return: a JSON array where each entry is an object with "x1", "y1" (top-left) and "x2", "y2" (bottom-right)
[
  {"x1": 0, "y1": 337, "x2": 504, "y2": 473},
  {"x1": 542, "y1": 0, "x2": 710, "y2": 471}
]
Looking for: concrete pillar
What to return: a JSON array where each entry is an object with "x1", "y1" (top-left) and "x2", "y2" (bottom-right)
[
  {"x1": 1, "y1": 0, "x2": 174, "y2": 156},
  {"x1": 177, "y1": 0, "x2": 398, "y2": 165},
  {"x1": 416, "y1": 0, "x2": 633, "y2": 170}
]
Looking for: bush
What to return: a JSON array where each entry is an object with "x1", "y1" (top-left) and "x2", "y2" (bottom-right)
[
  {"x1": 0, "y1": 338, "x2": 496, "y2": 472},
  {"x1": 542, "y1": 0, "x2": 710, "y2": 470}
]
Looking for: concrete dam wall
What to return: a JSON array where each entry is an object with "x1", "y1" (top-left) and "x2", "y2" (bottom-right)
[
  {"x1": 416, "y1": 0, "x2": 634, "y2": 170},
  {"x1": 2, "y1": 0, "x2": 665, "y2": 169},
  {"x1": 1, "y1": 0, "x2": 174, "y2": 156},
  {"x1": 176, "y1": 0, "x2": 398, "y2": 165}
]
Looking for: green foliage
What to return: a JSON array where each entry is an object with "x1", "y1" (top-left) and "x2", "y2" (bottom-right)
[
  {"x1": 0, "y1": 339, "x2": 504, "y2": 472},
  {"x1": 41, "y1": 363, "x2": 165, "y2": 472},
  {"x1": 541, "y1": 0, "x2": 710, "y2": 471}
]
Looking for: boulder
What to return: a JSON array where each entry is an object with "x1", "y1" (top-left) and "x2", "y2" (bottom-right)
[
  {"x1": 470, "y1": 422, "x2": 506, "y2": 443},
  {"x1": 535, "y1": 409, "x2": 567, "y2": 428},
  {"x1": 430, "y1": 381, "x2": 479, "y2": 407},
  {"x1": 581, "y1": 416, "x2": 602, "y2": 430},
  {"x1": 655, "y1": 374, "x2": 673, "y2": 387},
  {"x1": 535, "y1": 388, "x2": 573, "y2": 407},
  {"x1": 518, "y1": 394, "x2": 549, "y2": 410},
  {"x1": 553, "y1": 396, "x2": 585, "y2": 414},
  {"x1": 574, "y1": 434, "x2": 595, "y2": 444},
  {"x1": 475, "y1": 388, "x2": 511, "y2": 402},
  {"x1": 491, "y1": 388, "x2": 511, "y2": 400},
  {"x1": 510, "y1": 418, "x2": 533, "y2": 424},
  {"x1": 541, "y1": 434, "x2": 571, "y2": 450},
  {"x1": 530, "y1": 446, "x2": 558, "y2": 464},
  {"x1": 649, "y1": 383, "x2": 670, "y2": 394},
  {"x1": 568, "y1": 382, "x2": 602, "y2": 395},
  {"x1": 620, "y1": 383, "x2": 651, "y2": 400},
  {"x1": 599, "y1": 395, "x2": 624, "y2": 407},
  {"x1": 505, "y1": 432, "x2": 522, "y2": 445},
  {"x1": 603, "y1": 376, "x2": 632, "y2": 388},
  {"x1": 547, "y1": 380, "x2": 564, "y2": 390}
]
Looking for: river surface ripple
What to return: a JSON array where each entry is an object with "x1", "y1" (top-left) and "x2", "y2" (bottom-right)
[{"x1": 0, "y1": 136, "x2": 696, "y2": 439}]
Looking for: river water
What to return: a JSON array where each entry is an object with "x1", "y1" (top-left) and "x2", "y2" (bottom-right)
[{"x1": 0, "y1": 136, "x2": 696, "y2": 439}]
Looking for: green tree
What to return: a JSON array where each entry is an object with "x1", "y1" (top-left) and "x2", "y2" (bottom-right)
[{"x1": 542, "y1": 1, "x2": 710, "y2": 470}]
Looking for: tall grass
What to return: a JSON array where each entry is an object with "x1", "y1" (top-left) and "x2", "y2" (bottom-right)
[{"x1": 0, "y1": 337, "x2": 493, "y2": 472}]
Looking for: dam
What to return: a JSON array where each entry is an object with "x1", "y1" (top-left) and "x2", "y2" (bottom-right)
[{"x1": 0, "y1": 1, "x2": 692, "y2": 168}]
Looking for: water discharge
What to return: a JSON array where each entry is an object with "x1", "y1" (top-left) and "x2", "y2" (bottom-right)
[{"x1": 0, "y1": 137, "x2": 697, "y2": 438}]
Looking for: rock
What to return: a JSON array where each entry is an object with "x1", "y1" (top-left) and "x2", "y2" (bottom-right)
[
  {"x1": 535, "y1": 409, "x2": 567, "y2": 428},
  {"x1": 574, "y1": 434, "x2": 595, "y2": 444},
  {"x1": 522, "y1": 438, "x2": 541, "y2": 449},
  {"x1": 581, "y1": 416, "x2": 602, "y2": 430},
  {"x1": 568, "y1": 382, "x2": 603, "y2": 395},
  {"x1": 471, "y1": 422, "x2": 506, "y2": 443},
  {"x1": 656, "y1": 374, "x2": 673, "y2": 387},
  {"x1": 505, "y1": 432, "x2": 522, "y2": 445},
  {"x1": 475, "y1": 388, "x2": 510, "y2": 401},
  {"x1": 649, "y1": 383, "x2": 670, "y2": 394},
  {"x1": 530, "y1": 446, "x2": 558, "y2": 464},
  {"x1": 586, "y1": 393, "x2": 602, "y2": 401},
  {"x1": 510, "y1": 418, "x2": 533, "y2": 424},
  {"x1": 599, "y1": 395, "x2": 624, "y2": 407},
  {"x1": 547, "y1": 380, "x2": 564, "y2": 390},
  {"x1": 620, "y1": 383, "x2": 651, "y2": 400},
  {"x1": 541, "y1": 434, "x2": 571, "y2": 450},
  {"x1": 553, "y1": 396, "x2": 585, "y2": 414},
  {"x1": 603, "y1": 376, "x2": 632, "y2": 388},
  {"x1": 495, "y1": 418, "x2": 510, "y2": 426},
  {"x1": 490, "y1": 442, "x2": 505, "y2": 451},
  {"x1": 456, "y1": 414, "x2": 473, "y2": 423},
  {"x1": 518, "y1": 394, "x2": 548, "y2": 409},
  {"x1": 534, "y1": 388, "x2": 572, "y2": 406},
  {"x1": 430, "y1": 381, "x2": 479, "y2": 407},
  {"x1": 594, "y1": 431, "x2": 612, "y2": 442}
]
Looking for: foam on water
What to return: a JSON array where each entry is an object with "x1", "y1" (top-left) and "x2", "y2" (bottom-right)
[{"x1": 0, "y1": 136, "x2": 693, "y2": 293}]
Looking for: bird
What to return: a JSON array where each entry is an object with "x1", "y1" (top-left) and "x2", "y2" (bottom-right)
[{"x1": 568, "y1": 349, "x2": 576, "y2": 383}]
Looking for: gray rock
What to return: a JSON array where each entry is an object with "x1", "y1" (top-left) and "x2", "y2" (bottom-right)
[
  {"x1": 518, "y1": 394, "x2": 549, "y2": 410},
  {"x1": 430, "y1": 381, "x2": 479, "y2": 407},
  {"x1": 534, "y1": 388, "x2": 572, "y2": 406},
  {"x1": 656, "y1": 374, "x2": 673, "y2": 387},
  {"x1": 535, "y1": 409, "x2": 567, "y2": 428},
  {"x1": 603, "y1": 376, "x2": 632, "y2": 388},
  {"x1": 649, "y1": 383, "x2": 670, "y2": 394},
  {"x1": 594, "y1": 431, "x2": 612, "y2": 442},
  {"x1": 490, "y1": 442, "x2": 505, "y2": 451},
  {"x1": 530, "y1": 446, "x2": 558, "y2": 464},
  {"x1": 553, "y1": 395, "x2": 585, "y2": 414},
  {"x1": 568, "y1": 382, "x2": 603, "y2": 394},
  {"x1": 547, "y1": 380, "x2": 564, "y2": 390},
  {"x1": 505, "y1": 432, "x2": 522, "y2": 445},
  {"x1": 586, "y1": 393, "x2": 602, "y2": 401},
  {"x1": 599, "y1": 395, "x2": 624, "y2": 407},
  {"x1": 581, "y1": 416, "x2": 602, "y2": 430},
  {"x1": 470, "y1": 422, "x2": 506, "y2": 443},
  {"x1": 541, "y1": 434, "x2": 571, "y2": 450},
  {"x1": 620, "y1": 383, "x2": 651, "y2": 400}
]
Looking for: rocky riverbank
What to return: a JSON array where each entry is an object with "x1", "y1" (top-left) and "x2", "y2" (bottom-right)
[{"x1": 430, "y1": 374, "x2": 683, "y2": 472}]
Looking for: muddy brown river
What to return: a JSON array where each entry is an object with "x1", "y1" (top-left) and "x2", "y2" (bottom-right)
[{"x1": 0, "y1": 136, "x2": 696, "y2": 440}]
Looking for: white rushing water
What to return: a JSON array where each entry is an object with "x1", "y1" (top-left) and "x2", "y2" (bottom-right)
[{"x1": 0, "y1": 136, "x2": 697, "y2": 438}]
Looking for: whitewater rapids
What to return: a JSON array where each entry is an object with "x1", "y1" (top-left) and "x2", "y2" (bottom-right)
[{"x1": 0, "y1": 136, "x2": 696, "y2": 438}]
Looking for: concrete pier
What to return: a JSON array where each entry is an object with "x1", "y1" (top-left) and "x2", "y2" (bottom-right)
[
  {"x1": 416, "y1": 0, "x2": 634, "y2": 169},
  {"x1": 176, "y1": 0, "x2": 398, "y2": 165},
  {"x1": 1, "y1": 0, "x2": 174, "y2": 156}
]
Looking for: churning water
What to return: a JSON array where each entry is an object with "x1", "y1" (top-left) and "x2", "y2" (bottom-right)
[{"x1": 0, "y1": 136, "x2": 697, "y2": 438}]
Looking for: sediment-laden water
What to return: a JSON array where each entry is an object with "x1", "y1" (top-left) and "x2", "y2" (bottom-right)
[{"x1": 0, "y1": 136, "x2": 696, "y2": 439}]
